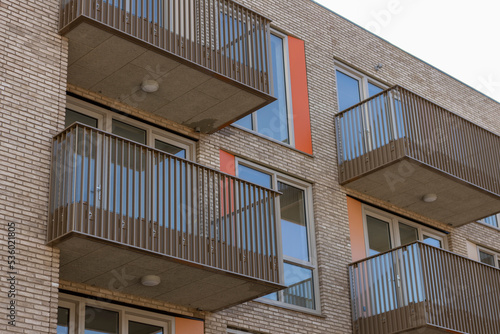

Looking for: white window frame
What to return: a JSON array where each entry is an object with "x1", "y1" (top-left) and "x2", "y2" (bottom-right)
[
  {"x1": 334, "y1": 63, "x2": 387, "y2": 111},
  {"x1": 479, "y1": 213, "x2": 500, "y2": 229},
  {"x1": 227, "y1": 329, "x2": 252, "y2": 334},
  {"x1": 66, "y1": 95, "x2": 196, "y2": 161},
  {"x1": 232, "y1": 30, "x2": 295, "y2": 147},
  {"x1": 58, "y1": 293, "x2": 175, "y2": 334},
  {"x1": 477, "y1": 246, "x2": 500, "y2": 268},
  {"x1": 362, "y1": 204, "x2": 448, "y2": 257},
  {"x1": 234, "y1": 158, "x2": 320, "y2": 314}
]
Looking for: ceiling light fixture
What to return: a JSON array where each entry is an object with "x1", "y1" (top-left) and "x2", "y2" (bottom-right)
[
  {"x1": 422, "y1": 193, "x2": 437, "y2": 203},
  {"x1": 141, "y1": 79, "x2": 159, "y2": 93},
  {"x1": 141, "y1": 275, "x2": 161, "y2": 287}
]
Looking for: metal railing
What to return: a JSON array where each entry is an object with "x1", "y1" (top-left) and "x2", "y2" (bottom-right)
[
  {"x1": 349, "y1": 242, "x2": 500, "y2": 334},
  {"x1": 60, "y1": 0, "x2": 272, "y2": 94},
  {"x1": 335, "y1": 85, "x2": 500, "y2": 196},
  {"x1": 48, "y1": 123, "x2": 281, "y2": 283}
]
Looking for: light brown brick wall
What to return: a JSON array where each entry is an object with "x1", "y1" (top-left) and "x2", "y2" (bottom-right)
[
  {"x1": 2, "y1": 0, "x2": 499, "y2": 333},
  {"x1": 0, "y1": 0, "x2": 67, "y2": 332}
]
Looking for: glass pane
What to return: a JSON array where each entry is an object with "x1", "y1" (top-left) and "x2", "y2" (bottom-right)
[
  {"x1": 422, "y1": 235, "x2": 442, "y2": 248},
  {"x1": 237, "y1": 164, "x2": 272, "y2": 188},
  {"x1": 155, "y1": 139, "x2": 185, "y2": 158},
  {"x1": 57, "y1": 307, "x2": 70, "y2": 334},
  {"x1": 336, "y1": 70, "x2": 361, "y2": 111},
  {"x1": 479, "y1": 250, "x2": 495, "y2": 266},
  {"x1": 65, "y1": 109, "x2": 98, "y2": 128},
  {"x1": 279, "y1": 182, "x2": 309, "y2": 261},
  {"x1": 255, "y1": 34, "x2": 290, "y2": 143},
  {"x1": 234, "y1": 114, "x2": 253, "y2": 130},
  {"x1": 483, "y1": 215, "x2": 499, "y2": 228},
  {"x1": 368, "y1": 82, "x2": 383, "y2": 97},
  {"x1": 399, "y1": 223, "x2": 418, "y2": 246},
  {"x1": 129, "y1": 320, "x2": 163, "y2": 334},
  {"x1": 112, "y1": 119, "x2": 146, "y2": 144},
  {"x1": 366, "y1": 215, "x2": 391, "y2": 256},
  {"x1": 282, "y1": 263, "x2": 315, "y2": 309},
  {"x1": 85, "y1": 306, "x2": 119, "y2": 334}
]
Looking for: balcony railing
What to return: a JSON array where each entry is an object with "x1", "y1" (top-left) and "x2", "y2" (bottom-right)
[
  {"x1": 60, "y1": 0, "x2": 272, "y2": 94},
  {"x1": 48, "y1": 123, "x2": 281, "y2": 284},
  {"x1": 335, "y1": 85, "x2": 500, "y2": 195},
  {"x1": 349, "y1": 242, "x2": 500, "y2": 334}
]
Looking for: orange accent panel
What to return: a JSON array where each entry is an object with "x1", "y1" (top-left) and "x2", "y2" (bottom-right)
[
  {"x1": 347, "y1": 197, "x2": 366, "y2": 262},
  {"x1": 288, "y1": 36, "x2": 313, "y2": 155},
  {"x1": 175, "y1": 318, "x2": 204, "y2": 334},
  {"x1": 219, "y1": 150, "x2": 235, "y2": 176}
]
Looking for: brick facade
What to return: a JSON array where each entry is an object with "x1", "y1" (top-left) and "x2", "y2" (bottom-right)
[{"x1": 1, "y1": 0, "x2": 499, "y2": 333}]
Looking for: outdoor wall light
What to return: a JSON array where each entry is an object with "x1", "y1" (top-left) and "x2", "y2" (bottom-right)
[
  {"x1": 141, "y1": 79, "x2": 159, "y2": 93},
  {"x1": 374, "y1": 63, "x2": 383, "y2": 71},
  {"x1": 141, "y1": 275, "x2": 161, "y2": 286},
  {"x1": 422, "y1": 193, "x2": 438, "y2": 203}
]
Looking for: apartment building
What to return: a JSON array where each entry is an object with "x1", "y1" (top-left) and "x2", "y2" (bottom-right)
[{"x1": 1, "y1": 0, "x2": 499, "y2": 333}]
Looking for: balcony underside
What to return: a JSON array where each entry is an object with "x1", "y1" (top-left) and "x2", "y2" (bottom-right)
[
  {"x1": 63, "y1": 18, "x2": 274, "y2": 133},
  {"x1": 53, "y1": 231, "x2": 283, "y2": 312},
  {"x1": 343, "y1": 156, "x2": 500, "y2": 226}
]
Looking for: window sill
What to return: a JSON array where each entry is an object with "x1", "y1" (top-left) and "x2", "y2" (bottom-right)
[
  {"x1": 476, "y1": 220, "x2": 500, "y2": 232},
  {"x1": 229, "y1": 124, "x2": 314, "y2": 158}
]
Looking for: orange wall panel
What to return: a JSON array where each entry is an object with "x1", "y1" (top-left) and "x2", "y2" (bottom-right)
[
  {"x1": 347, "y1": 197, "x2": 366, "y2": 262},
  {"x1": 288, "y1": 36, "x2": 313, "y2": 155},
  {"x1": 175, "y1": 317, "x2": 204, "y2": 334},
  {"x1": 219, "y1": 150, "x2": 235, "y2": 176}
]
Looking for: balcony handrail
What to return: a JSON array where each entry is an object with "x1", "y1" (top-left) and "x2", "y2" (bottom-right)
[
  {"x1": 349, "y1": 241, "x2": 500, "y2": 334},
  {"x1": 349, "y1": 240, "x2": 500, "y2": 272},
  {"x1": 59, "y1": 0, "x2": 273, "y2": 94},
  {"x1": 58, "y1": 122, "x2": 280, "y2": 195},
  {"x1": 48, "y1": 122, "x2": 282, "y2": 283}
]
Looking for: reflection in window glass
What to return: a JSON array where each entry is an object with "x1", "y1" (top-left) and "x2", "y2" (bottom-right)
[
  {"x1": 279, "y1": 182, "x2": 309, "y2": 261},
  {"x1": 483, "y1": 215, "x2": 499, "y2": 228},
  {"x1": 85, "y1": 306, "x2": 119, "y2": 334},
  {"x1": 65, "y1": 109, "x2": 98, "y2": 128},
  {"x1": 368, "y1": 82, "x2": 383, "y2": 97},
  {"x1": 234, "y1": 34, "x2": 290, "y2": 143},
  {"x1": 282, "y1": 263, "x2": 315, "y2": 310},
  {"x1": 336, "y1": 70, "x2": 361, "y2": 111},
  {"x1": 479, "y1": 250, "x2": 496, "y2": 267},
  {"x1": 237, "y1": 164, "x2": 272, "y2": 188},
  {"x1": 112, "y1": 119, "x2": 147, "y2": 144},
  {"x1": 422, "y1": 235, "x2": 442, "y2": 248},
  {"x1": 367, "y1": 216, "x2": 391, "y2": 256},
  {"x1": 155, "y1": 139, "x2": 185, "y2": 158},
  {"x1": 399, "y1": 223, "x2": 418, "y2": 246},
  {"x1": 129, "y1": 320, "x2": 163, "y2": 334},
  {"x1": 57, "y1": 307, "x2": 70, "y2": 334}
]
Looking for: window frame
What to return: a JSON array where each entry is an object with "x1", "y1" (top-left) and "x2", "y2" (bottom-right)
[
  {"x1": 58, "y1": 293, "x2": 175, "y2": 334},
  {"x1": 479, "y1": 213, "x2": 500, "y2": 229},
  {"x1": 477, "y1": 246, "x2": 500, "y2": 268},
  {"x1": 66, "y1": 96, "x2": 196, "y2": 161},
  {"x1": 362, "y1": 204, "x2": 448, "y2": 257},
  {"x1": 232, "y1": 29, "x2": 295, "y2": 147},
  {"x1": 234, "y1": 158, "x2": 320, "y2": 314}
]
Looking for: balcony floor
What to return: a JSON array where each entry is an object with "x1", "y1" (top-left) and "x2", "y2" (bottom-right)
[
  {"x1": 344, "y1": 157, "x2": 500, "y2": 226},
  {"x1": 64, "y1": 19, "x2": 273, "y2": 133},
  {"x1": 56, "y1": 233, "x2": 282, "y2": 312}
]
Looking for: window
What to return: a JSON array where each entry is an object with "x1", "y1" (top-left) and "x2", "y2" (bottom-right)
[
  {"x1": 236, "y1": 159, "x2": 319, "y2": 312},
  {"x1": 57, "y1": 294, "x2": 174, "y2": 334},
  {"x1": 478, "y1": 247, "x2": 500, "y2": 268},
  {"x1": 233, "y1": 31, "x2": 293, "y2": 144},
  {"x1": 363, "y1": 205, "x2": 447, "y2": 256},
  {"x1": 65, "y1": 96, "x2": 195, "y2": 160},
  {"x1": 480, "y1": 214, "x2": 499, "y2": 229}
]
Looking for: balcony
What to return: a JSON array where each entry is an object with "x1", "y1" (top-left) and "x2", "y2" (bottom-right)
[
  {"x1": 60, "y1": 0, "x2": 275, "y2": 133},
  {"x1": 47, "y1": 123, "x2": 284, "y2": 311},
  {"x1": 349, "y1": 242, "x2": 500, "y2": 334},
  {"x1": 335, "y1": 86, "x2": 500, "y2": 226}
]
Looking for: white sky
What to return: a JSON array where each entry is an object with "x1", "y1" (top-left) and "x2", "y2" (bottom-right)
[{"x1": 314, "y1": 0, "x2": 500, "y2": 103}]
